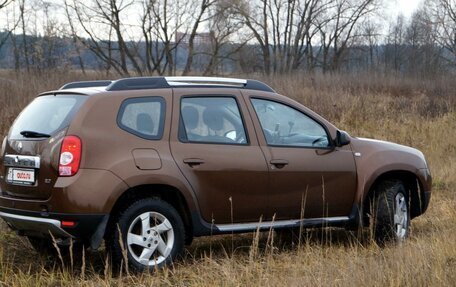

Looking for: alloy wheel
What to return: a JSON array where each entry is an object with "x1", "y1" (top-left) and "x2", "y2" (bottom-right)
[
  {"x1": 394, "y1": 192, "x2": 409, "y2": 240},
  {"x1": 126, "y1": 212, "x2": 174, "y2": 266}
]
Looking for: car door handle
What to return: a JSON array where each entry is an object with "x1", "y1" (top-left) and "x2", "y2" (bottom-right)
[
  {"x1": 270, "y1": 159, "x2": 289, "y2": 169},
  {"x1": 183, "y1": 158, "x2": 205, "y2": 167}
]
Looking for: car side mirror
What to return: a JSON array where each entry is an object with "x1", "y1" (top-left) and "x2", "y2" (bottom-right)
[{"x1": 335, "y1": 130, "x2": 351, "y2": 147}]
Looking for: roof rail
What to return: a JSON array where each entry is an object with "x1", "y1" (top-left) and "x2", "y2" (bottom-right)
[
  {"x1": 106, "y1": 76, "x2": 275, "y2": 92},
  {"x1": 165, "y1": 76, "x2": 246, "y2": 86},
  {"x1": 106, "y1": 77, "x2": 169, "y2": 91},
  {"x1": 60, "y1": 80, "x2": 112, "y2": 90}
]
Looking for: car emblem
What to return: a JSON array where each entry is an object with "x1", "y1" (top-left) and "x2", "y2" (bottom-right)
[
  {"x1": 15, "y1": 156, "x2": 19, "y2": 163},
  {"x1": 17, "y1": 142, "x2": 23, "y2": 151}
]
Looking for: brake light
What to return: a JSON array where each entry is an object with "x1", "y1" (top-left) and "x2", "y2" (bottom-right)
[{"x1": 59, "y1": 136, "x2": 82, "y2": 177}]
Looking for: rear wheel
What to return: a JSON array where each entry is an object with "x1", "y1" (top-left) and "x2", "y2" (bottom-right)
[
  {"x1": 106, "y1": 198, "x2": 185, "y2": 272},
  {"x1": 372, "y1": 180, "x2": 410, "y2": 245}
]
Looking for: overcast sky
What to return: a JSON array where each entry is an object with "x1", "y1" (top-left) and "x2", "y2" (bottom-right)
[{"x1": 389, "y1": 0, "x2": 423, "y2": 18}]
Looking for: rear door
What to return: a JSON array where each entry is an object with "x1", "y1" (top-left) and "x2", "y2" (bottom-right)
[
  {"x1": 169, "y1": 89, "x2": 270, "y2": 224},
  {"x1": 0, "y1": 94, "x2": 87, "y2": 199}
]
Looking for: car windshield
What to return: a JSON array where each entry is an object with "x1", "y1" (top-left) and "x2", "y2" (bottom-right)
[{"x1": 9, "y1": 95, "x2": 87, "y2": 139}]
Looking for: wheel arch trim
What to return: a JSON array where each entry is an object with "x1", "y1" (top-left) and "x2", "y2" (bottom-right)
[
  {"x1": 104, "y1": 182, "x2": 198, "y2": 243},
  {"x1": 361, "y1": 168, "x2": 428, "y2": 221}
]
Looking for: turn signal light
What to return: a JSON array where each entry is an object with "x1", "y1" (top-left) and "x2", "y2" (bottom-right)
[{"x1": 59, "y1": 136, "x2": 82, "y2": 177}]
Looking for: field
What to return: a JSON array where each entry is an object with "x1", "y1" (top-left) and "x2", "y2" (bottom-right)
[{"x1": 0, "y1": 71, "x2": 455, "y2": 286}]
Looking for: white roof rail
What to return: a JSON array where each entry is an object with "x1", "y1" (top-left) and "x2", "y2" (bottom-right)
[{"x1": 164, "y1": 76, "x2": 247, "y2": 87}]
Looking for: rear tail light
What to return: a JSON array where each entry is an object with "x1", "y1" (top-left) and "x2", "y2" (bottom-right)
[{"x1": 59, "y1": 136, "x2": 82, "y2": 177}]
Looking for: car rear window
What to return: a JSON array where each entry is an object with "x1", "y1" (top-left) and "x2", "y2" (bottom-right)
[
  {"x1": 9, "y1": 95, "x2": 87, "y2": 139},
  {"x1": 117, "y1": 97, "x2": 165, "y2": 140}
]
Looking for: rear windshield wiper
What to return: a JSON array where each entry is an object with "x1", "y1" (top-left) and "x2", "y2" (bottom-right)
[{"x1": 20, "y1": 130, "x2": 51, "y2": 138}]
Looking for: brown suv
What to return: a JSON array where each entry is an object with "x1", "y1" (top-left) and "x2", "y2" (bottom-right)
[{"x1": 0, "y1": 77, "x2": 431, "y2": 271}]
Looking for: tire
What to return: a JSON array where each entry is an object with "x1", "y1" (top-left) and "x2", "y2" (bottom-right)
[
  {"x1": 28, "y1": 236, "x2": 84, "y2": 258},
  {"x1": 372, "y1": 180, "x2": 410, "y2": 245},
  {"x1": 106, "y1": 198, "x2": 185, "y2": 272}
]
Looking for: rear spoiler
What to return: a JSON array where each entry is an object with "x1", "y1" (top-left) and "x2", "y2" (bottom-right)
[
  {"x1": 60, "y1": 80, "x2": 112, "y2": 90},
  {"x1": 38, "y1": 90, "x2": 92, "y2": 97}
]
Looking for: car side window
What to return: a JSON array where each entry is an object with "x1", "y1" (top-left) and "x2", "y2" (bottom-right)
[
  {"x1": 180, "y1": 97, "x2": 248, "y2": 145},
  {"x1": 118, "y1": 97, "x2": 165, "y2": 140},
  {"x1": 251, "y1": 98, "x2": 329, "y2": 148}
]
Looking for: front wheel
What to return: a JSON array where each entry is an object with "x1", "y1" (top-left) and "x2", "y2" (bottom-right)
[
  {"x1": 372, "y1": 180, "x2": 410, "y2": 245},
  {"x1": 106, "y1": 198, "x2": 185, "y2": 272}
]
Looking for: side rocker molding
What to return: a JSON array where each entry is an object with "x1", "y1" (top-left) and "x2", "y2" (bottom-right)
[{"x1": 190, "y1": 205, "x2": 360, "y2": 236}]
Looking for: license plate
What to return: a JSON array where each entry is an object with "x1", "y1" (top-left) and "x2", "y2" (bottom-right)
[{"x1": 6, "y1": 168, "x2": 35, "y2": 185}]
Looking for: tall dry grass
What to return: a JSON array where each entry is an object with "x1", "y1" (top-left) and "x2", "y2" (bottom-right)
[{"x1": 0, "y1": 70, "x2": 455, "y2": 286}]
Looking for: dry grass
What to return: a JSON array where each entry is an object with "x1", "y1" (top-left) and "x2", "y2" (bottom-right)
[{"x1": 0, "y1": 70, "x2": 455, "y2": 286}]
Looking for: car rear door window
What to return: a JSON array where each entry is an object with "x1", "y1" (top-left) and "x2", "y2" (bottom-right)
[
  {"x1": 117, "y1": 97, "x2": 165, "y2": 140},
  {"x1": 179, "y1": 97, "x2": 248, "y2": 145},
  {"x1": 251, "y1": 98, "x2": 329, "y2": 148}
]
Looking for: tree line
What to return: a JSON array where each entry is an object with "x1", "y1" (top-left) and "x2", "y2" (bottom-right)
[{"x1": 0, "y1": 0, "x2": 455, "y2": 77}]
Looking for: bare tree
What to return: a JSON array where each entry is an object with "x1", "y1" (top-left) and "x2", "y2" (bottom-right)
[
  {"x1": 67, "y1": 0, "x2": 143, "y2": 76},
  {"x1": 406, "y1": 8, "x2": 442, "y2": 77},
  {"x1": 64, "y1": 0, "x2": 86, "y2": 74},
  {"x1": 18, "y1": 0, "x2": 31, "y2": 71},
  {"x1": 0, "y1": 0, "x2": 16, "y2": 51},
  {"x1": 316, "y1": 0, "x2": 378, "y2": 73},
  {"x1": 234, "y1": 0, "x2": 271, "y2": 74},
  {"x1": 181, "y1": 0, "x2": 215, "y2": 75},
  {"x1": 360, "y1": 20, "x2": 381, "y2": 70},
  {"x1": 66, "y1": 0, "x2": 213, "y2": 76},
  {"x1": 429, "y1": 0, "x2": 456, "y2": 65},
  {"x1": 235, "y1": 0, "x2": 328, "y2": 74},
  {"x1": 288, "y1": 0, "x2": 328, "y2": 71},
  {"x1": 198, "y1": 0, "x2": 246, "y2": 75},
  {"x1": 384, "y1": 15, "x2": 406, "y2": 73},
  {"x1": 140, "y1": 0, "x2": 191, "y2": 75},
  {"x1": 2, "y1": 0, "x2": 455, "y2": 77},
  {"x1": 67, "y1": 0, "x2": 120, "y2": 74},
  {"x1": 0, "y1": 0, "x2": 12, "y2": 9},
  {"x1": 28, "y1": 0, "x2": 66, "y2": 71}
]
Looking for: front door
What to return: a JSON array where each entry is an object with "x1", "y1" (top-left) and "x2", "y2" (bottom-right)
[
  {"x1": 170, "y1": 90, "x2": 270, "y2": 224},
  {"x1": 246, "y1": 96, "x2": 357, "y2": 220}
]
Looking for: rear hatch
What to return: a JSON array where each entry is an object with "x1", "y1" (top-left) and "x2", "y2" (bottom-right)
[{"x1": 0, "y1": 94, "x2": 87, "y2": 200}]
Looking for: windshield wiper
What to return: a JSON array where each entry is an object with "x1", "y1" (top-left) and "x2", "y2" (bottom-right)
[{"x1": 20, "y1": 130, "x2": 51, "y2": 138}]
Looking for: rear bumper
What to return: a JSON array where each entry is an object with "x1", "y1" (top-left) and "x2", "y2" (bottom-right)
[
  {"x1": 0, "y1": 207, "x2": 108, "y2": 247},
  {"x1": 0, "y1": 211, "x2": 73, "y2": 238}
]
